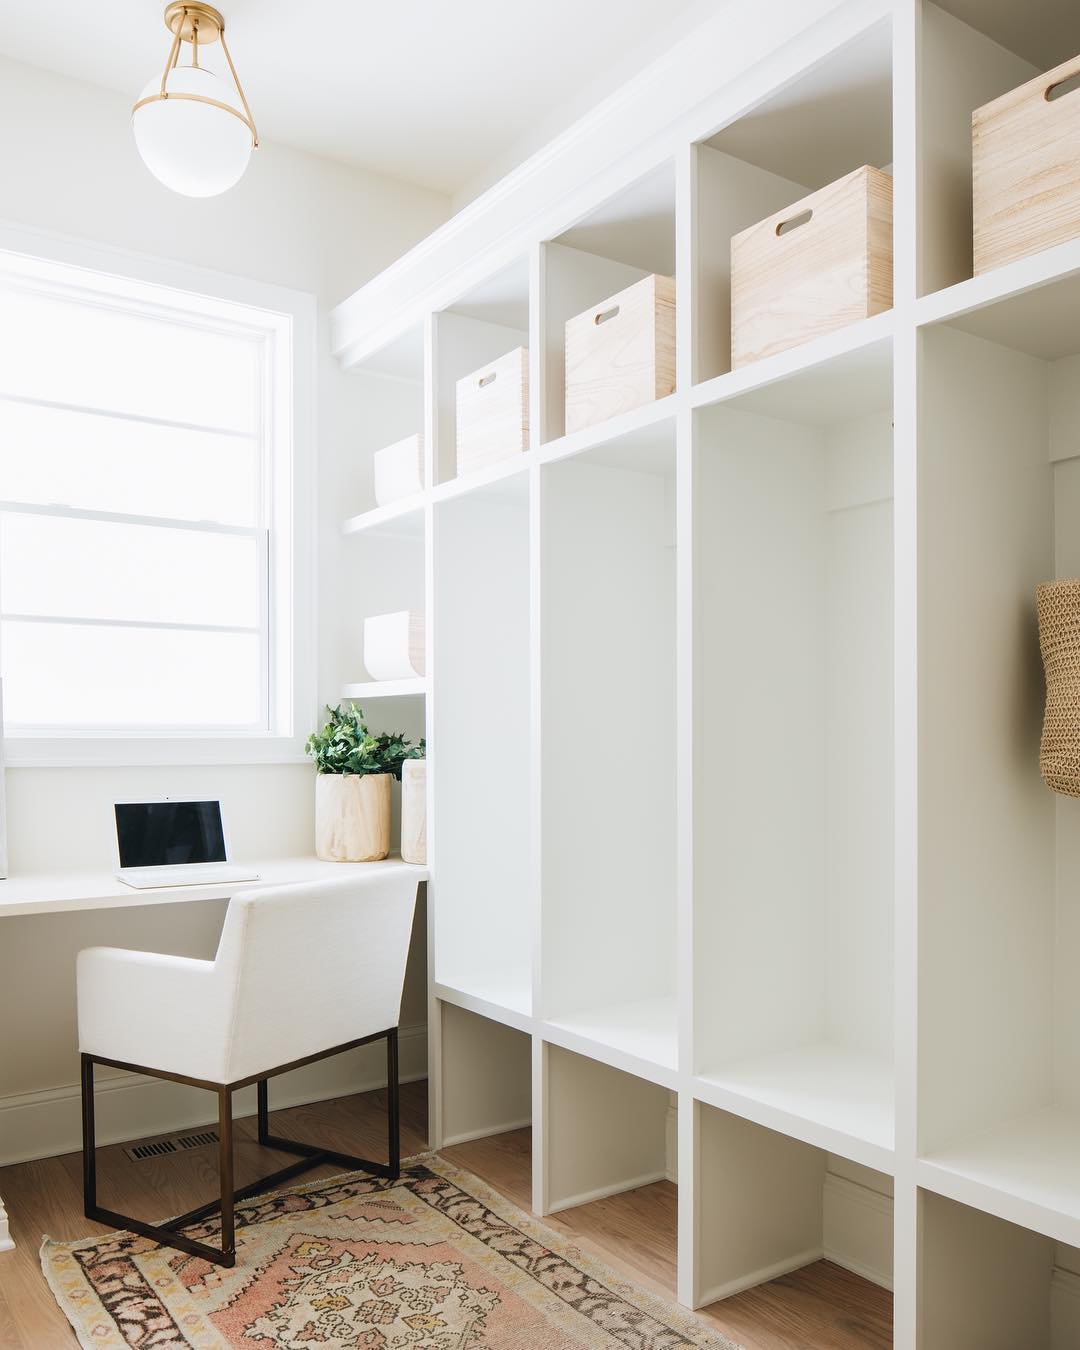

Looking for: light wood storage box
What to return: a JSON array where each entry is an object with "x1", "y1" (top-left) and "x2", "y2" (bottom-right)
[
  {"x1": 363, "y1": 610, "x2": 425, "y2": 681},
  {"x1": 973, "y1": 54, "x2": 1080, "y2": 275},
  {"x1": 373, "y1": 433, "x2": 424, "y2": 506},
  {"x1": 564, "y1": 273, "x2": 675, "y2": 435},
  {"x1": 730, "y1": 165, "x2": 893, "y2": 368},
  {"x1": 455, "y1": 346, "x2": 529, "y2": 477}
]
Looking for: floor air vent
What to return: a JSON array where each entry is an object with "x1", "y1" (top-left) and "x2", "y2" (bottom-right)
[{"x1": 124, "y1": 1129, "x2": 220, "y2": 1161}]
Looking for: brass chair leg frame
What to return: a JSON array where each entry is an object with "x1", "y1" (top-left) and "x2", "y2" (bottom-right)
[{"x1": 81, "y1": 1028, "x2": 400, "y2": 1269}]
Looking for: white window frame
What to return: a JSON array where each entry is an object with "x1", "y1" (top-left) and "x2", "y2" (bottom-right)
[{"x1": 0, "y1": 223, "x2": 316, "y2": 767}]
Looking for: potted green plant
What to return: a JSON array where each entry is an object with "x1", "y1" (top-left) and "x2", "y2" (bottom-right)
[
  {"x1": 400, "y1": 739, "x2": 426, "y2": 865},
  {"x1": 305, "y1": 705, "x2": 418, "y2": 862}
]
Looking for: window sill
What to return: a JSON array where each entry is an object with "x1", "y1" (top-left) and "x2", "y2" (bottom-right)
[{"x1": 3, "y1": 736, "x2": 312, "y2": 769}]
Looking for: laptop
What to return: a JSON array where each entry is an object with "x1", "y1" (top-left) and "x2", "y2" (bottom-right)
[{"x1": 114, "y1": 800, "x2": 260, "y2": 889}]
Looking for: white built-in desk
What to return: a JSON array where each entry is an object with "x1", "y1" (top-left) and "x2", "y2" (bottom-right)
[{"x1": 0, "y1": 855, "x2": 428, "y2": 1251}]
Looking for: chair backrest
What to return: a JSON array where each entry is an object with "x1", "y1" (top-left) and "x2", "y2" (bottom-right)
[{"x1": 212, "y1": 871, "x2": 419, "y2": 1084}]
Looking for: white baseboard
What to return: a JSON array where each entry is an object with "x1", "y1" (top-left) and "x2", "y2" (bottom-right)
[
  {"x1": 441, "y1": 1117, "x2": 532, "y2": 1148},
  {"x1": 0, "y1": 1024, "x2": 428, "y2": 1167},
  {"x1": 699, "y1": 1247, "x2": 824, "y2": 1305},
  {"x1": 548, "y1": 1169, "x2": 669, "y2": 1215},
  {"x1": 822, "y1": 1171, "x2": 894, "y2": 1291}
]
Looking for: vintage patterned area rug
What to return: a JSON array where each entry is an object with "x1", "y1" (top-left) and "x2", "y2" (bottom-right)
[{"x1": 42, "y1": 1153, "x2": 740, "y2": 1349}]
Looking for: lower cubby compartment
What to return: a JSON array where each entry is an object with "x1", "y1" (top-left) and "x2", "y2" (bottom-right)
[
  {"x1": 694, "y1": 1103, "x2": 892, "y2": 1346},
  {"x1": 539, "y1": 1043, "x2": 678, "y2": 1293},
  {"x1": 437, "y1": 1001, "x2": 532, "y2": 1149},
  {"x1": 919, "y1": 1189, "x2": 1080, "y2": 1350}
]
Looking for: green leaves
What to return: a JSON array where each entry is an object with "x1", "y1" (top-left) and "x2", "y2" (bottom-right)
[{"x1": 304, "y1": 705, "x2": 425, "y2": 779}]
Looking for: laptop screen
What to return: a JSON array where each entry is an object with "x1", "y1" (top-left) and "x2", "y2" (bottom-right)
[{"x1": 115, "y1": 801, "x2": 227, "y2": 869}]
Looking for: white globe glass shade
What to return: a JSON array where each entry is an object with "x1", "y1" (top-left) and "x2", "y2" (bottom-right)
[{"x1": 133, "y1": 65, "x2": 252, "y2": 197}]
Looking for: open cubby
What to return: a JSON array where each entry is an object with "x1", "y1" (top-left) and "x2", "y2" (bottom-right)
[
  {"x1": 434, "y1": 256, "x2": 530, "y2": 484},
  {"x1": 541, "y1": 162, "x2": 676, "y2": 443},
  {"x1": 541, "y1": 1044, "x2": 673, "y2": 1227},
  {"x1": 437, "y1": 1002, "x2": 532, "y2": 1148},
  {"x1": 692, "y1": 343, "x2": 894, "y2": 1164},
  {"x1": 917, "y1": 314, "x2": 1080, "y2": 1232},
  {"x1": 919, "y1": 1189, "x2": 1080, "y2": 1349},
  {"x1": 539, "y1": 424, "x2": 677, "y2": 1071},
  {"x1": 431, "y1": 474, "x2": 531, "y2": 1014},
  {"x1": 695, "y1": 1103, "x2": 893, "y2": 1324},
  {"x1": 694, "y1": 19, "x2": 893, "y2": 383}
]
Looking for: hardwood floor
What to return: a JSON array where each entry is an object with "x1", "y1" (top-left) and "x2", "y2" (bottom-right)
[{"x1": 0, "y1": 1082, "x2": 891, "y2": 1349}]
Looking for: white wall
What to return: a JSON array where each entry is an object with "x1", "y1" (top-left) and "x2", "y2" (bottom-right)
[{"x1": 0, "y1": 55, "x2": 450, "y2": 1160}]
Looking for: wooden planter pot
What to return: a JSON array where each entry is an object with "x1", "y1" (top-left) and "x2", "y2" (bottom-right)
[
  {"x1": 1037, "y1": 579, "x2": 1080, "y2": 797},
  {"x1": 400, "y1": 759, "x2": 427, "y2": 865},
  {"x1": 315, "y1": 773, "x2": 392, "y2": 862}
]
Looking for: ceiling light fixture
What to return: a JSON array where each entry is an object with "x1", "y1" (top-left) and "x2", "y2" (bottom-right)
[{"x1": 132, "y1": 3, "x2": 258, "y2": 198}]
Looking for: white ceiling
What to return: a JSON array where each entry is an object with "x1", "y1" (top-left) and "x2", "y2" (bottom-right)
[{"x1": 0, "y1": 0, "x2": 715, "y2": 201}]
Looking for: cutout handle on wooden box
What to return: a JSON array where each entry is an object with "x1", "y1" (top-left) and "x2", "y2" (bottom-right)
[
  {"x1": 1045, "y1": 68, "x2": 1080, "y2": 102},
  {"x1": 776, "y1": 208, "x2": 813, "y2": 237},
  {"x1": 478, "y1": 370, "x2": 497, "y2": 388},
  {"x1": 594, "y1": 304, "x2": 621, "y2": 325}
]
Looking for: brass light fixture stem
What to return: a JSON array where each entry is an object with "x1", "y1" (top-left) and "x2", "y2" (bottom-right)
[{"x1": 219, "y1": 29, "x2": 258, "y2": 145}]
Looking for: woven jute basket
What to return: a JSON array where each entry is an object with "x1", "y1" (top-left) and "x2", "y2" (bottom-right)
[{"x1": 1037, "y1": 579, "x2": 1080, "y2": 797}]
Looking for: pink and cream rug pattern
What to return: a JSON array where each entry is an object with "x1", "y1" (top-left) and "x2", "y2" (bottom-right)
[{"x1": 42, "y1": 1153, "x2": 739, "y2": 1349}]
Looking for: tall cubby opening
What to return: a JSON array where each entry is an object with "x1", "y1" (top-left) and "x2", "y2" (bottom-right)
[
  {"x1": 918, "y1": 2, "x2": 1080, "y2": 296},
  {"x1": 540, "y1": 163, "x2": 676, "y2": 444},
  {"x1": 917, "y1": 307, "x2": 1080, "y2": 1233},
  {"x1": 693, "y1": 1103, "x2": 893, "y2": 1328},
  {"x1": 434, "y1": 257, "x2": 530, "y2": 485},
  {"x1": 692, "y1": 341, "x2": 895, "y2": 1166},
  {"x1": 432, "y1": 474, "x2": 531, "y2": 1013},
  {"x1": 437, "y1": 1002, "x2": 532, "y2": 1150},
  {"x1": 918, "y1": 1189, "x2": 1080, "y2": 1349},
  {"x1": 694, "y1": 19, "x2": 893, "y2": 384},
  {"x1": 540, "y1": 425, "x2": 677, "y2": 1070}
]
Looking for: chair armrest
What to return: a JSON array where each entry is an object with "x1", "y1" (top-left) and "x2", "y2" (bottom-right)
[{"x1": 77, "y1": 947, "x2": 230, "y2": 1084}]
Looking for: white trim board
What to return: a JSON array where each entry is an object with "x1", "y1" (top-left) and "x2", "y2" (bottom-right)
[{"x1": 0, "y1": 1024, "x2": 427, "y2": 1168}]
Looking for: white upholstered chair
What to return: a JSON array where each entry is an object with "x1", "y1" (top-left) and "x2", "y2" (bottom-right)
[{"x1": 77, "y1": 870, "x2": 421, "y2": 1267}]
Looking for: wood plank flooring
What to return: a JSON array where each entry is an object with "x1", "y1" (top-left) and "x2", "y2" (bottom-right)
[{"x1": 0, "y1": 1082, "x2": 890, "y2": 1349}]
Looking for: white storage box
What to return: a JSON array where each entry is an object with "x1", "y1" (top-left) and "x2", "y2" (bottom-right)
[
  {"x1": 455, "y1": 346, "x2": 529, "y2": 477},
  {"x1": 363, "y1": 610, "x2": 425, "y2": 681},
  {"x1": 564, "y1": 273, "x2": 675, "y2": 435},
  {"x1": 373, "y1": 433, "x2": 424, "y2": 507}
]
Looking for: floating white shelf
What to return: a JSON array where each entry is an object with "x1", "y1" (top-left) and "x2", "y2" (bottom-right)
[
  {"x1": 543, "y1": 995, "x2": 679, "y2": 1086},
  {"x1": 340, "y1": 678, "x2": 427, "y2": 700},
  {"x1": 695, "y1": 1043, "x2": 895, "y2": 1174},
  {"x1": 341, "y1": 496, "x2": 425, "y2": 540},
  {"x1": 918, "y1": 1109, "x2": 1080, "y2": 1249}
]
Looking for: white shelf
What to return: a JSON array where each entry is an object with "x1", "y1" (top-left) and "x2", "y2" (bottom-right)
[
  {"x1": 340, "y1": 678, "x2": 427, "y2": 700},
  {"x1": 543, "y1": 995, "x2": 679, "y2": 1087},
  {"x1": 915, "y1": 235, "x2": 1080, "y2": 360},
  {"x1": 538, "y1": 392, "x2": 677, "y2": 468},
  {"x1": 691, "y1": 311, "x2": 894, "y2": 424},
  {"x1": 695, "y1": 1043, "x2": 895, "y2": 1174},
  {"x1": 435, "y1": 977, "x2": 533, "y2": 1033},
  {"x1": 918, "y1": 1109, "x2": 1080, "y2": 1248},
  {"x1": 341, "y1": 496, "x2": 425, "y2": 539},
  {"x1": 432, "y1": 452, "x2": 531, "y2": 504}
]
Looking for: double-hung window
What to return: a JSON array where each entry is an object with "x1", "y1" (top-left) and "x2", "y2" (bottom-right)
[{"x1": 0, "y1": 244, "x2": 312, "y2": 763}]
